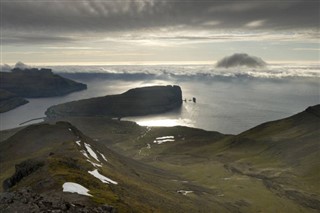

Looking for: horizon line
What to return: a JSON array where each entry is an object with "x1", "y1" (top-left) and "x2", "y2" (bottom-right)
[{"x1": 3, "y1": 60, "x2": 320, "y2": 67}]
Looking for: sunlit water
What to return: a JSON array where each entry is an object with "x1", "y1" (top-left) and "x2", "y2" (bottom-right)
[{"x1": 1, "y1": 64, "x2": 319, "y2": 134}]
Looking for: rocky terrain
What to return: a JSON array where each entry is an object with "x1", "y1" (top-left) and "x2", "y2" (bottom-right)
[
  {"x1": 0, "y1": 104, "x2": 319, "y2": 212},
  {"x1": 0, "y1": 89, "x2": 28, "y2": 113},
  {"x1": 46, "y1": 85, "x2": 182, "y2": 118},
  {"x1": 0, "y1": 68, "x2": 87, "y2": 98}
]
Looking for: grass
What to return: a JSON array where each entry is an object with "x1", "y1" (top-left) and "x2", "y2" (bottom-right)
[{"x1": 0, "y1": 105, "x2": 319, "y2": 212}]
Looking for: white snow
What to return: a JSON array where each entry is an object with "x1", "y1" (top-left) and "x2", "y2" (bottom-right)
[
  {"x1": 87, "y1": 159, "x2": 102, "y2": 167},
  {"x1": 68, "y1": 128, "x2": 72, "y2": 132},
  {"x1": 177, "y1": 190, "x2": 193, "y2": 195},
  {"x1": 147, "y1": 143, "x2": 151, "y2": 149},
  {"x1": 88, "y1": 169, "x2": 118, "y2": 185},
  {"x1": 97, "y1": 151, "x2": 108, "y2": 162},
  {"x1": 84, "y1": 143, "x2": 100, "y2": 162},
  {"x1": 80, "y1": 150, "x2": 89, "y2": 159},
  {"x1": 62, "y1": 182, "x2": 92, "y2": 197},
  {"x1": 156, "y1": 136, "x2": 174, "y2": 140},
  {"x1": 75, "y1": 140, "x2": 81, "y2": 146},
  {"x1": 153, "y1": 136, "x2": 175, "y2": 144}
]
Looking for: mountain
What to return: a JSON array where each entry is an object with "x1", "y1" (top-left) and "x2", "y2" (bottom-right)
[
  {"x1": 0, "y1": 68, "x2": 87, "y2": 98},
  {"x1": 0, "y1": 89, "x2": 28, "y2": 113},
  {"x1": 1, "y1": 105, "x2": 319, "y2": 212},
  {"x1": 45, "y1": 85, "x2": 182, "y2": 118}
]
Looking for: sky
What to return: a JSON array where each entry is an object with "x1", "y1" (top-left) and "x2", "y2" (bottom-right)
[{"x1": 1, "y1": 0, "x2": 319, "y2": 65}]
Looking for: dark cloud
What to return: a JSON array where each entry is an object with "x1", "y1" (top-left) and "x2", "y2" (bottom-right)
[
  {"x1": 1, "y1": 0, "x2": 319, "y2": 46},
  {"x1": 2, "y1": 34, "x2": 76, "y2": 45},
  {"x1": 216, "y1": 53, "x2": 267, "y2": 68},
  {"x1": 2, "y1": 0, "x2": 319, "y2": 32}
]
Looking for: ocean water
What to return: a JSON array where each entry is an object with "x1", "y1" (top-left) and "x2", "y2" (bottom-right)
[{"x1": 0, "y1": 64, "x2": 319, "y2": 134}]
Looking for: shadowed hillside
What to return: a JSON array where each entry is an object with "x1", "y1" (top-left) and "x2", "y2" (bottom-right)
[
  {"x1": 0, "y1": 89, "x2": 28, "y2": 113},
  {"x1": 0, "y1": 68, "x2": 87, "y2": 98},
  {"x1": 46, "y1": 85, "x2": 182, "y2": 118}
]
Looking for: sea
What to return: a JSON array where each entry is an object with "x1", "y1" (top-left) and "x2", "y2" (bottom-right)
[{"x1": 0, "y1": 63, "x2": 319, "y2": 134}]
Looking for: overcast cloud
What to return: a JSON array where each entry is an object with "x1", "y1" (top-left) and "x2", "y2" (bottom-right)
[
  {"x1": 2, "y1": 0, "x2": 319, "y2": 40},
  {"x1": 1, "y1": 0, "x2": 319, "y2": 64}
]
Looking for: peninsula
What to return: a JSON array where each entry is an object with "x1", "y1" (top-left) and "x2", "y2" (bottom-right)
[{"x1": 45, "y1": 85, "x2": 182, "y2": 118}]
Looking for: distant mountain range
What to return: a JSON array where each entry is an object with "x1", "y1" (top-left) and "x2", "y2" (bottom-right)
[
  {"x1": 0, "y1": 85, "x2": 319, "y2": 212},
  {"x1": 0, "y1": 68, "x2": 87, "y2": 112}
]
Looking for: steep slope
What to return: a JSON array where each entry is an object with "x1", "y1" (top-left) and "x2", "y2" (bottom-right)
[
  {"x1": 1, "y1": 105, "x2": 319, "y2": 212},
  {"x1": 45, "y1": 85, "x2": 182, "y2": 118},
  {"x1": 0, "y1": 68, "x2": 87, "y2": 98},
  {"x1": 0, "y1": 89, "x2": 28, "y2": 113},
  {"x1": 0, "y1": 122, "x2": 229, "y2": 212},
  {"x1": 46, "y1": 105, "x2": 320, "y2": 212}
]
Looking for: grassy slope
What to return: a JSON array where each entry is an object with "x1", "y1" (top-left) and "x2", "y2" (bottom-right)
[
  {"x1": 45, "y1": 105, "x2": 320, "y2": 212},
  {"x1": 1, "y1": 105, "x2": 319, "y2": 212},
  {"x1": 0, "y1": 122, "x2": 228, "y2": 212}
]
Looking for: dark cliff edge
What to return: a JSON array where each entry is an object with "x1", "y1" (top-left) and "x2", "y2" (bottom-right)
[
  {"x1": 45, "y1": 85, "x2": 183, "y2": 118},
  {"x1": 0, "y1": 89, "x2": 29, "y2": 113},
  {"x1": 0, "y1": 68, "x2": 87, "y2": 98}
]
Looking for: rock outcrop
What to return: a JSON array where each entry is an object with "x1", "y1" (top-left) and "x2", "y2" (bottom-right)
[
  {"x1": 3, "y1": 159, "x2": 44, "y2": 190},
  {"x1": 45, "y1": 85, "x2": 183, "y2": 118},
  {"x1": 0, "y1": 188, "x2": 116, "y2": 213}
]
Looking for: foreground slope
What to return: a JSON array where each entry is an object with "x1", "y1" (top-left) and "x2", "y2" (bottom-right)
[
  {"x1": 45, "y1": 105, "x2": 320, "y2": 212},
  {"x1": 1, "y1": 105, "x2": 319, "y2": 212},
  {"x1": 0, "y1": 122, "x2": 230, "y2": 212}
]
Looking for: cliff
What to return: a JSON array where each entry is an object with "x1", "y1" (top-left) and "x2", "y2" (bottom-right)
[
  {"x1": 0, "y1": 89, "x2": 29, "y2": 113},
  {"x1": 0, "y1": 68, "x2": 87, "y2": 98},
  {"x1": 45, "y1": 85, "x2": 182, "y2": 118}
]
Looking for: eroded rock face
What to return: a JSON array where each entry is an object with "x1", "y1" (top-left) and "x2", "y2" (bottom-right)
[
  {"x1": 46, "y1": 85, "x2": 183, "y2": 118},
  {"x1": 0, "y1": 187, "x2": 116, "y2": 213},
  {"x1": 3, "y1": 159, "x2": 44, "y2": 190}
]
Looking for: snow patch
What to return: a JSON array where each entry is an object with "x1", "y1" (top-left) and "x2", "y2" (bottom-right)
[
  {"x1": 62, "y1": 182, "x2": 92, "y2": 197},
  {"x1": 88, "y1": 169, "x2": 118, "y2": 185},
  {"x1": 75, "y1": 140, "x2": 81, "y2": 146},
  {"x1": 97, "y1": 151, "x2": 108, "y2": 162},
  {"x1": 147, "y1": 143, "x2": 151, "y2": 149},
  {"x1": 68, "y1": 128, "x2": 72, "y2": 132},
  {"x1": 156, "y1": 136, "x2": 174, "y2": 140},
  {"x1": 84, "y1": 143, "x2": 100, "y2": 162},
  {"x1": 177, "y1": 190, "x2": 193, "y2": 195},
  {"x1": 153, "y1": 136, "x2": 175, "y2": 144},
  {"x1": 80, "y1": 150, "x2": 89, "y2": 159},
  {"x1": 87, "y1": 159, "x2": 102, "y2": 168}
]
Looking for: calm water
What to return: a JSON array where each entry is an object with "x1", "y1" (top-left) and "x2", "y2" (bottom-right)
[{"x1": 1, "y1": 64, "x2": 319, "y2": 134}]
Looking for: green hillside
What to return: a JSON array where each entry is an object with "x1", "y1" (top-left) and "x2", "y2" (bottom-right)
[{"x1": 1, "y1": 105, "x2": 319, "y2": 212}]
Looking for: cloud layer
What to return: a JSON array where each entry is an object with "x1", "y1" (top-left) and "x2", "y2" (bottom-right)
[{"x1": 2, "y1": 0, "x2": 319, "y2": 45}]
